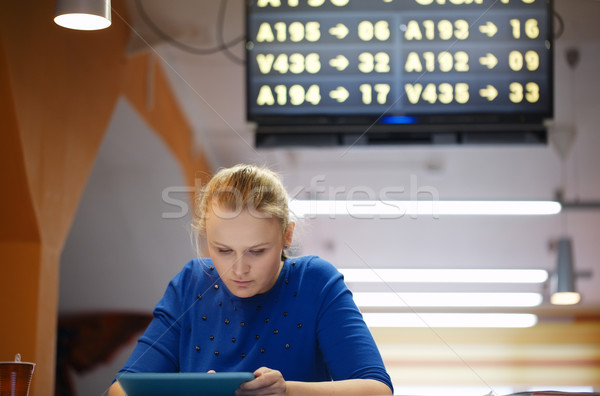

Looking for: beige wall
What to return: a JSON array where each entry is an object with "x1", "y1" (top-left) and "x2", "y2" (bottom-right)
[{"x1": 373, "y1": 316, "x2": 600, "y2": 389}]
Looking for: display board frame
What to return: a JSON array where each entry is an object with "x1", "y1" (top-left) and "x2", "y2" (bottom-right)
[{"x1": 245, "y1": 0, "x2": 554, "y2": 146}]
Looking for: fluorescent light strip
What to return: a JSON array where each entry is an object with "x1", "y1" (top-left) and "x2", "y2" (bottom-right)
[
  {"x1": 353, "y1": 292, "x2": 543, "y2": 308},
  {"x1": 363, "y1": 313, "x2": 538, "y2": 328},
  {"x1": 289, "y1": 200, "x2": 561, "y2": 216},
  {"x1": 339, "y1": 268, "x2": 549, "y2": 283}
]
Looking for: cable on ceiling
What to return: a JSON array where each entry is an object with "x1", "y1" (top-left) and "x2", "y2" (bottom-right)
[
  {"x1": 216, "y1": 0, "x2": 245, "y2": 65},
  {"x1": 134, "y1": 0, "x2": 245, "y2": 62},
  {"x1": 554, "y1": 10, "x2": 564, "y2": 40}
]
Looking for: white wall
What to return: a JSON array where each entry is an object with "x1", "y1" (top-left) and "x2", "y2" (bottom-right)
[{"x1": 59, "y1": 98, "x2": 196, "y2": 395}]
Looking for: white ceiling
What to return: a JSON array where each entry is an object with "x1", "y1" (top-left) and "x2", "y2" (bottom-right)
[{"x1": 120, "y1": 0, "x2": 600, "y2": 312}]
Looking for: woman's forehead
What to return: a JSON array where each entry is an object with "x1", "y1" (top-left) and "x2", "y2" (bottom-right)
[{"x1": 206, "y1": 208, "x2": 283, "y2": 239}]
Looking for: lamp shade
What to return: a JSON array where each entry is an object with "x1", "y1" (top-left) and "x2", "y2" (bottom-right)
[
  {"x1": 54, "y1": 0, "x2": 111, "y2": 30},
  {"x1": 550, "y1": 237, "x2": 581, "y2": 305}
]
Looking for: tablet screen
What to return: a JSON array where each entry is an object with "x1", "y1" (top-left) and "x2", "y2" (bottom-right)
[{"x1": 117, "y1": 372, "x2": 255, "y2": 396}]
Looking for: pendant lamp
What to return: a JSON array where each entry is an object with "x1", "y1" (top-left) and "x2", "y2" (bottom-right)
[
  {"x1": 54, "y1": 0, "x2": 111, "y2": 31},
  {"x1": 550, "y1": 237, "x2": 581, "y2": 305}
]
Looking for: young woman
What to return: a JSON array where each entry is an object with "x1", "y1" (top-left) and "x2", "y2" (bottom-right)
[{"x1": 108, "y1": 164, "x2": 392, "y2": 396}]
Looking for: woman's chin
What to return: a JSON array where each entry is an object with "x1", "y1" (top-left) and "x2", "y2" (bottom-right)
[{"x1": 228, "y1": 283, "x2": 258, "y2": 298}]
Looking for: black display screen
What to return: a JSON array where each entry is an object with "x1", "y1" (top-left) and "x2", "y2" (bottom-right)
[{"x1": 245, "y1": 0, "x2": 553, "y2": 145}]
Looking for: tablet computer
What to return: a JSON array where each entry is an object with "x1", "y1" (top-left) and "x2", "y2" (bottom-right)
[{"x1": 117, "y1": 372, "x2": 255, "y2": 396}]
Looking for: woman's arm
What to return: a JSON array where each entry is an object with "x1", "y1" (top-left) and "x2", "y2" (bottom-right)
[
  {"x1": 236, "y1": 367, "x2": 392, "y2": 396},
  {"x1": 312, "y1": 260, "x2": 394, "y2": 391},
  {"x1": 286, "y1": 378, "x2": 392, "y2": 396}
]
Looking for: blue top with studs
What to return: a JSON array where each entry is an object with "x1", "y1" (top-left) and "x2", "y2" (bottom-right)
[{"x1": 118, "y1": 255, "x2": 392, "y2": 391}]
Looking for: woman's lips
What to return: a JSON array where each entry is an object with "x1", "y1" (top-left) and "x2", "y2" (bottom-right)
[{"x1": 233, "y1": 280, "x2": 252, "y2": 287}]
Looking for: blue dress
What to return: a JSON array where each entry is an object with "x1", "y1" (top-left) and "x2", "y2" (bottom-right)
[{"x1": 118, "y1": 255, "x2": 393, "y2": 391}]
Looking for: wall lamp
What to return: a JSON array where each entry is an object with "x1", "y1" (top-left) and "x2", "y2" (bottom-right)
[{"x1": 54, "y1": 0, "x2": 111, "y2": 31}]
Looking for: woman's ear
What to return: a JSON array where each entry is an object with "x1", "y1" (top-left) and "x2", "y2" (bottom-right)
[{"x1": 284, "y1": 222, "x2": 295, "y2": 248}]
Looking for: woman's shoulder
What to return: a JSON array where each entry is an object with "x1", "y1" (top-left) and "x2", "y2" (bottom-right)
[
  {"x1": 170, "y1": 257, "x2": 217, "y2": 286},
  {"x1": 290, "y1": 255, "x2": 341, "y2": 280}
]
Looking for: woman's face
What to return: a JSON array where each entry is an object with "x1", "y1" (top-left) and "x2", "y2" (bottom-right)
[{"x1": 205, "y1": 206, "x2": 287, "y2": 298}]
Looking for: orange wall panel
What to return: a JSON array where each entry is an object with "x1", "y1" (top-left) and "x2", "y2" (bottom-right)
[
  {"x1": 0, "y1": 24, "x2": 41, "y2": 379},
  {"x1": 0, "y1": 1, "x2": 209, "y2": 395}
]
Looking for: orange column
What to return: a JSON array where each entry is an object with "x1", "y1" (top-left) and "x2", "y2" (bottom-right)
[
  {"x1": 0, "y1": 1, "x2": 210, "y2": 394},
  {"x1": 0, "y1": 2, "x2": 129, "y2": 392},
  {"x1": 0, "y1": 33, "x2": 42, "y2": 374}
]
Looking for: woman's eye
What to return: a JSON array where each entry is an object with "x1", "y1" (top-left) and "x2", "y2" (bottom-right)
[
  {"x1": 249, "y1": 249, "x2": 265, "y2": 255},
  {"x1": 218, "y1": 249, "x2": 232, "y2": 254}
]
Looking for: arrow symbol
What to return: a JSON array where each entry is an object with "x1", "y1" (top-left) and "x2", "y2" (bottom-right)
[
  {"x1": 479, "y1": 21, "x2": 498, "y2": 37},
  {"x1": 329, "y1": 87, "x2": 350, "y2": 103},
  {"x1": 479, "y1": 85, "x2": 498, "y2": 101},
  {"x1": 479, "y1": 53, "x2": 498, "y2": 69},
  {"x1": 329, "y1": 55, "x2": 349, "y2": 71},
  {"x1": 329, "y1": 23, "x2": 349, "y2": 39}
]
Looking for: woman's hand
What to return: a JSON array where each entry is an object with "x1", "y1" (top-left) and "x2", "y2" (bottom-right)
[{"x1": 236, "y1": 367, "x2": 286, "y2": 396}]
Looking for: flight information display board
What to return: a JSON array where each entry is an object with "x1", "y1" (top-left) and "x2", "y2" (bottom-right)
[{"x1": 245, "y1": 0, "x2": 553, "y2": 129}]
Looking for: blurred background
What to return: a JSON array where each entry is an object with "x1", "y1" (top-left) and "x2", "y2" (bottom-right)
[{"x1": 1, "y1": 1, "x2": 599, "y2": 395}]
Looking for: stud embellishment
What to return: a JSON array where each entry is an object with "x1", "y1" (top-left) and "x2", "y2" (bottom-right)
[
  {"x1": 214, "y1": 285, "x2": 219, "y2": 290},
  {"x1": 283, "y1": 312, "x2": 288, "y2": 317},
  {"x1": 260, "y1": 348, "x2": 265, "y2": 353},
  {"x1": 209, "y1": 266, "x2": 215, "y2": 270},
  {"x1": 265, "y1": 318, "x2": 270, "y2": 323},
  {"x1": 202, "y1": 315, "x2": 207, "y2": 320},
  {"x1": 197, "y1": 294, "x2": 202, "y2": 299},
  {"x1": 273, "y1": 329, "x2": 279, "y2": 334},
  {"x1": 297, "y1": 323, "x2": 302, "y2": 328},
  {"x1": 241, "y1": 322, "x2": 246, "y2": 327},
  {"x1": 210, "y1": 335, "x2": 215, "y2": 340},
  {"x1": 241, "y1": 353, "x2": 246, "y2": 358},
  {"x1": 195, "y1": 346, "x2": 200, "y2": 351},
  {"x1": 255, "y1": 335, "x2": 260, "y2": 339},
  {"x1": 214, "y1": 351, "x2": 220, "y2": 356},
  {"x1": 232, "y1": 337, "x2": 236, "y2": 343},
  {"x1": 225, "y1": 318, "x2": 230, "y2": 324},
  {"x1": 285, "y1": 344, "x2": 290, "y2": 349}
]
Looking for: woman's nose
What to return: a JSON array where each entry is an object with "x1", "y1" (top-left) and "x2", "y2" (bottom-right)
[{"x1": 231, "y1": 255, "x2": 250, "y2": 275}]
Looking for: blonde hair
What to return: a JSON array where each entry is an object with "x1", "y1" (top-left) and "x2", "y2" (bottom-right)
[{"x1": 193, "y1": 164, "x2": 291, "y2": 241}]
